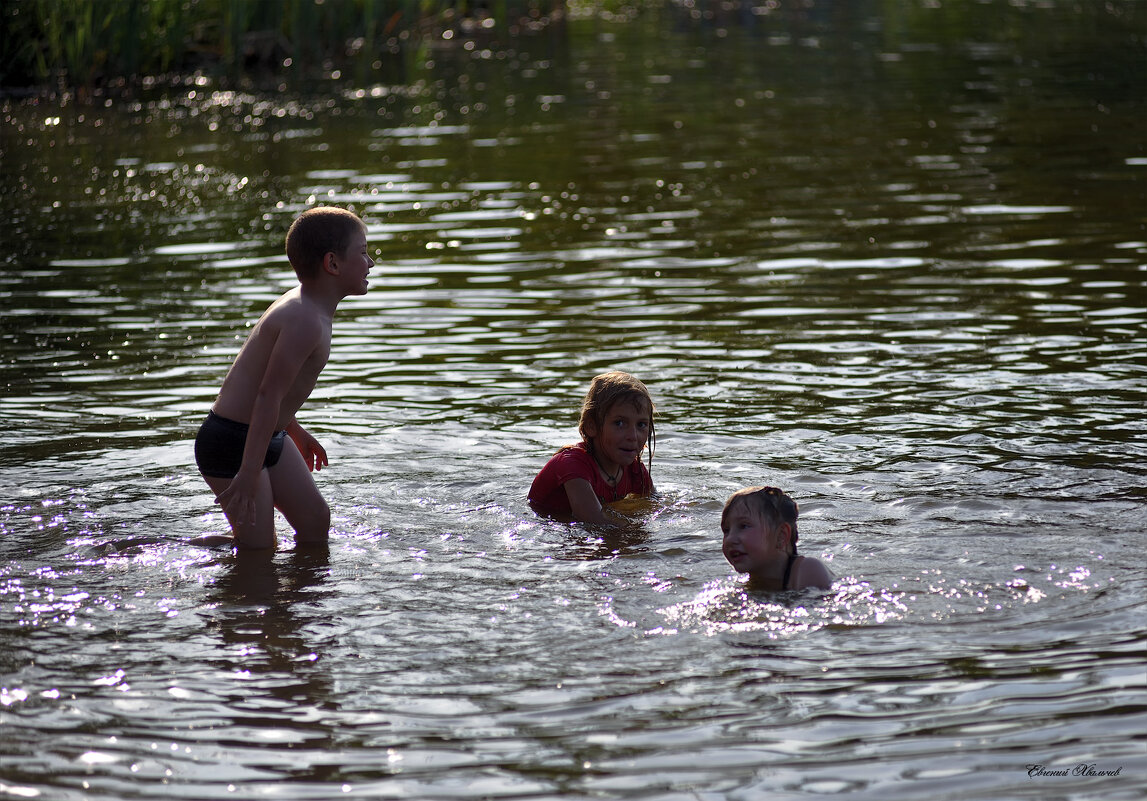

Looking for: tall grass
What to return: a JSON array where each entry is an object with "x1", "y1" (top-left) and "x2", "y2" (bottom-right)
[{"x1": 0, "y1": 0, "x2": 560, "y2": 89}]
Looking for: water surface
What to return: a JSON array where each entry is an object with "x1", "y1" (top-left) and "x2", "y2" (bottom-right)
[{"x1": 1, "y1": 2, "x2": 1145, "y2": 799}]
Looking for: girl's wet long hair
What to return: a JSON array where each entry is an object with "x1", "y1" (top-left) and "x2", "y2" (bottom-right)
[{"x1": 577, "y1": 371, "x2": 656, "y2": 470}]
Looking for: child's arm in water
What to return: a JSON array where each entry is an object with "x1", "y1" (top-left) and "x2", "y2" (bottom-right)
[{"x1": 563, "y1": 478, "x2": 622, "y2": 527}]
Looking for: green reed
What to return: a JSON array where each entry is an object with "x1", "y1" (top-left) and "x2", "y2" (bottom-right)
[{"x1": 0, "y1": 0, "x2": 560, "y2": 89}]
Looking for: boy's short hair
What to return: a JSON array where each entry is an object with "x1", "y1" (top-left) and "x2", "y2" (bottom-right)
[
  {"x1": 285, "y1": 206, "x2": 366, "y2": 280},
  {"x1": 722, "y1": 486, "x2": 800, "y2": 550},
  {"x1": 578, "y1": 371, "x2": 656, "y2": 463}
]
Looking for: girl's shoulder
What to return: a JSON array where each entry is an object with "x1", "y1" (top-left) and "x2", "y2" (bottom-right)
[
  {"x1": 551, "y1": 441, "x2": 591, "y2": 462},
  {"x1": 795, "y1": 555, "x2": 834, "y2": 591},
  {"x1": 538, "y1": 442, "x2": 594, "y2": 478}
]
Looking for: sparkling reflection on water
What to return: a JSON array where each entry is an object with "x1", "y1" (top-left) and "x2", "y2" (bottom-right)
[{"x1": 1, "y1": 3, "x2": 1145, "y2": 800}]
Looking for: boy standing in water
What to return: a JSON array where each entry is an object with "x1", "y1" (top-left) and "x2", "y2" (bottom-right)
[{"x1": 193, "y1": 206, "x2": 373, "y2": 549}]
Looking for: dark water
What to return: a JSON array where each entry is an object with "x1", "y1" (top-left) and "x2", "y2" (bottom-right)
[{"x1": 1, "y1": 2, "x2": 1145, "y2": 799}]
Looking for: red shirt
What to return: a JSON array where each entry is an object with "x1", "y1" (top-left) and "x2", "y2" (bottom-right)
[{"x1": 528, "y1": 442, "x2": 654, "y2": 517}]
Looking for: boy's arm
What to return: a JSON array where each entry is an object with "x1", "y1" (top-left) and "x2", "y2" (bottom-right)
[
  {"x1": 215, "y1": 320, "x2": 322, "y2": 525},
  {"x1": 286, "y1": 420, "x2": 328, "y2": 472}
]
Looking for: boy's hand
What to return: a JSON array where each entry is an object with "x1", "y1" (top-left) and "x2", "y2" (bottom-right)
[
  {"x1": 288, "y1": 425, "x2": 329, "y2": 472},
  {"x1": 215, "y1": 470, "x2": 258, "y2": 527}
]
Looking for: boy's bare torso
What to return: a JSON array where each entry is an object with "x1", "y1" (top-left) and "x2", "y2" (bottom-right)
[{"x1": 212, "y1": 288, "x2": 332, "y2": 429}]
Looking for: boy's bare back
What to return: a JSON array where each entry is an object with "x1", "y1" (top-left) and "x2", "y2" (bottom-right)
[{"x1": 212, "y1": 288, "x2": 333, "y2": 430}]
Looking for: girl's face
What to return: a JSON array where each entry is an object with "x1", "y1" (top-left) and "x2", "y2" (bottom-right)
[
  {"x1": 586, "y1": 399, "x2": 651, "y2": 475},
  {"x1": 721, "y1": 501, "x2": 789, "y2": 576}
]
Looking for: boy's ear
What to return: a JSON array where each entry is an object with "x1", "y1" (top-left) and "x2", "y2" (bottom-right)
[
  {"x1": 583, "y1": 420, "x2": 598, "y2": 439},
  {"x1": 323, "y1": 252, "x2": 338, "y2": 275}
]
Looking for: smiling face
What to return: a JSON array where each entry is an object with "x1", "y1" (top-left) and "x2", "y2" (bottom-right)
[
  {"x1": 721, "y1": 498, "x2": 792, "y2": 578},
  {"x1": 286, "y1": 207, "x2": 369, "y2": 282},
  {"x1": 332, "y1": 227, "x2": 373, "y2": 295},
  {"x1": 584, "y1": 398, "x2": 651, "y2": 477}
]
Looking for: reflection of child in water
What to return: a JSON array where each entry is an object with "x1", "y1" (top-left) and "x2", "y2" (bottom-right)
[
  {"x1": 721, "y1": 487, "x2": 833, "y2": 591},
  {"x1": 528, "y1": 371, "x2": 655, "y2": 526}
]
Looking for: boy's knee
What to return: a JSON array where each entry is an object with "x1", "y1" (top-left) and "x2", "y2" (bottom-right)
[
  {"x1": 235, "y1": 526, "x2": 277, "y2": 550},
  {"x1": 294, "y1": 500, "x2": 330, "y2": 544}
]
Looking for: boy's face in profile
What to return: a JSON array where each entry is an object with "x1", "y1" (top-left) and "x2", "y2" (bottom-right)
[
  {"x1": 721, "y1": 500, "x2": 785, "y2": 576},
  {"x1": 335, "y1": 228, "x2": 373, "y2": 295}
]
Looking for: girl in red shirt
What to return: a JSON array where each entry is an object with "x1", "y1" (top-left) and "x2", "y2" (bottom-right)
[{"x1": 528, "y1": 371, "x2": 656, "y2": 525}]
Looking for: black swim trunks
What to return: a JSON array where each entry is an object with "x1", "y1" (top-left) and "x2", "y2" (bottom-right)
[{"x1": 194, "y1": 410, "x2": 287, "y2": 478}]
